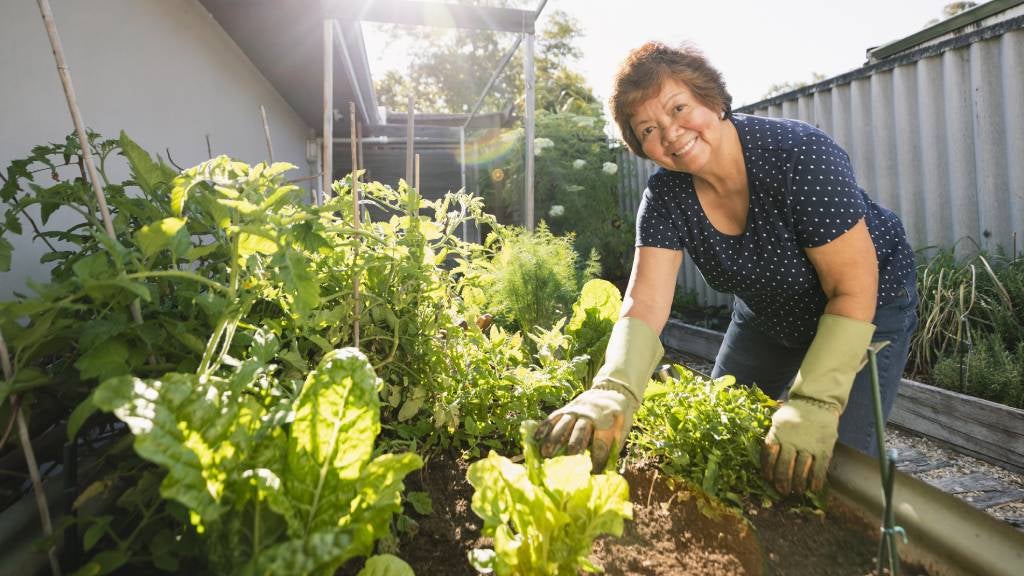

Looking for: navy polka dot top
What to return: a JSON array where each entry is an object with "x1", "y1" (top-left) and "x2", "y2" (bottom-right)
[{"x1": 636, "y1": 114, "x2": 915, "y2": 345}]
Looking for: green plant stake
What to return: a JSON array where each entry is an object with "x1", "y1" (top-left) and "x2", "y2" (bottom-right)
[{"x1": 868, "y1": 346, "x2": 907, "y2": 576}]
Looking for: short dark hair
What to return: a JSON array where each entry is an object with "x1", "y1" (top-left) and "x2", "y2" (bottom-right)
[{"x1": 610, "y1": 41, "x2": 733, "y2": 158}]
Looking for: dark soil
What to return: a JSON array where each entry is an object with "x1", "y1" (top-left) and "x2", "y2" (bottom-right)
[{"x1": 340, "y1": 454, "x2": 932, "y2": 576}]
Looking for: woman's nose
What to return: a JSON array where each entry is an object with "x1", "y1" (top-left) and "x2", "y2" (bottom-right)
[{"x1": 662, "y1": 123, "x2": 682, "y2": 145}]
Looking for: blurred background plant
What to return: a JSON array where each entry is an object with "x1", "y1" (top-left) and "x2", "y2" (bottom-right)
[
  {"x1": 910, "y1": 244, "x2": 1023, "y2": 407},
  {"x1": 476, "y1": 108, "x2": 633, "y2": 283},
  {"x1": 464, "y1": 223, "x2": 598, "y2": 339}
]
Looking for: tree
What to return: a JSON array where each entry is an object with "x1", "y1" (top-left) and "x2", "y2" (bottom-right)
[
  {"x1": 760, "y1": 72, "x2": 827, "y2": 100},
  {"x1": 374, "y1": 6, "x2": 597, "y2": 115}
]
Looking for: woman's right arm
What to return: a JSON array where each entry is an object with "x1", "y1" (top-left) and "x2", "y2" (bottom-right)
[
  {"x1": 621, "y1": 246, "x2": 684, "y2": 335},
  {"x1": 533, "y1": 246, "x2": 683, "y2": 471}
]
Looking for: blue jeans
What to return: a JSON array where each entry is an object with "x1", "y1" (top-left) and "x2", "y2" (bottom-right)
[{"x1": 710, "y1": 280, "x2": 918, "y2": 456}]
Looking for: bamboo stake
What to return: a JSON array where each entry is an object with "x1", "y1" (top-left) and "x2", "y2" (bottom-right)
[
  {"x1": 349, "y1": 102, "x2": 361, "y2": 348},
  {"x1": 206, "y1": 134, "x2": 213, "y2": 159},
  {"x1": 260, "y1": 105, "x2": 274, "y2": 164},
  {"x1": 35, "y1": 0, "x2": 146, "y2": 332},
  {"x1": 0, "y1": 330, "x2": 61, "y2": 576}
]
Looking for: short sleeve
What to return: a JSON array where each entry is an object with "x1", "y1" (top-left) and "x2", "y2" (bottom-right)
[
  {"x1": 636, "y1": 186, "x2": 683, "y2": 250},
  {"x1": 788, "y1": 131, "x2": 867, "y2": 248}
]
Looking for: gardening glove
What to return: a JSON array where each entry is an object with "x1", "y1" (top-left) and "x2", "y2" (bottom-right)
[
  {"x1": 762, "y1": 314, "x2": 875, "y2": 495},
  {"x1": 534, "y1": 317, "x2": 663, "y2": 473}
]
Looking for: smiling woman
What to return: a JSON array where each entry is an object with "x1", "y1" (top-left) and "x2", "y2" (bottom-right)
[{"x1": 532, "y1": 40, "x2": 919, "y2": 500}]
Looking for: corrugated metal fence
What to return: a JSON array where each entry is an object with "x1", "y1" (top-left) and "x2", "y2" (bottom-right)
[{"x1": 618, "y1": 16, "x2": 1024, "y2": 307}]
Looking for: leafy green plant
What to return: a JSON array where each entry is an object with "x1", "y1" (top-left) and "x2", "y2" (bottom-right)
[
  {"x1": 913, "y1": 245, "x2": 1015, "y2": 377},
  {"x1": 420, "y1": 279, "x2": 621, "y2": 458},
  {"x1": 932, "y1": 333, "x2": 1024, "y2": 408},
  {"x1": 565, "y1": 278, "x2": 622, "y2": 385},
  {"x1": 0, "y1": 134, "x2": 493, "y2": 571},
  {"x1": 470, "y1": 223, "x2": 595, "y2": 338},
  {"x1": 466, "y1": 421, "x2": 632, "y2": 575},
  {"x1": 91, "y1": 347, "x2": 421, "y2": 575},
  {"x1": 629, "y1": 366, "x2": 778, "y2": 508}
]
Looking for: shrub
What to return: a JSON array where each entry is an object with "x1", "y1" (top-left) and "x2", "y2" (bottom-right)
[{"x1": 932, "y1": 333, "x2": 1024, "y2": 408}]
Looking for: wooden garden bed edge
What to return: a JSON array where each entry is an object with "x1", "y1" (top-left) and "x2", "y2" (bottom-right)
[{"x1": 660, "y1": 318, "x2": 1024, "y2": 474}]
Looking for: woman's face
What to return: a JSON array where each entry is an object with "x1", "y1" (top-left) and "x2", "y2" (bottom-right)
[{"x1": 630, "y1": 78, "x2": 723, "y2": 174}]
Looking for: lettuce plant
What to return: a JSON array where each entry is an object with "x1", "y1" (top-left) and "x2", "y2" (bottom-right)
[
  {"x1": 466, "y1": 421, "x2": 632, "y2": 575},
  {"x1": 93, "y1": 347, "x2": 421, "y2": 575},
  {"x1": 629, "y1": 367, "x2": 777, "y2": 508}
]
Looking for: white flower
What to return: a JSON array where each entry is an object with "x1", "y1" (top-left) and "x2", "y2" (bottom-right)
[
  {"x1": 533, "y1": 137, "x2": 555, "y2": 156},
  {"x1": 572, "y1": 159, "x2": 586, "y2": 169},
  {"x1": 602, "y1": 161, "x2": 618, "y2": 175},
  {"x1": 548, "y1": 205, "x2": 565, "y2": 218}
]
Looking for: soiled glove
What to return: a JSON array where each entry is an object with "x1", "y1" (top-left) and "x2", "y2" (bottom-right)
[
  {"x1": 762, "y1": 314, "x2": 875, "y2": 495},
  {"x1": 534, "y1": 317, "x2": 663, "y2": 473}
]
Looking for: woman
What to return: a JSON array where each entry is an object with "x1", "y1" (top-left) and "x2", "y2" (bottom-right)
[{"x1": 534, "y1": 41, "x2": 917, "y2": 496}]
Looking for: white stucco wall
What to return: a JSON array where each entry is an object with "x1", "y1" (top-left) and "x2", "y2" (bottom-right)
[{"x1": 0, "y1": 0, "x2": 313, "y2": 298}]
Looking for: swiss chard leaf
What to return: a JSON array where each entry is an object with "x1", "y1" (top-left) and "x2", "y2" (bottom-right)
[{"x1": 467, "y1": 421, "x2": 632, "y2": 576}]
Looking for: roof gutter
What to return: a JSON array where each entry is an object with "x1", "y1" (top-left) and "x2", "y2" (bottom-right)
[
  {"x1": 333, "y1": 19, "x2": 378, "y2": 126},
  {"x1": 868, "y1": 0, "x2": 1024, "y2": 61}
]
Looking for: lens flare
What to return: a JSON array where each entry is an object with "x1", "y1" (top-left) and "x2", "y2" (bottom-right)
[{"x1": 460, "y1": 128, "x2": 522, "y2": 167}]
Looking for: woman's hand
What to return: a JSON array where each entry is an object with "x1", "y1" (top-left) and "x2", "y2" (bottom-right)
[{"x1": 534, "y1": 387, "x2": 636, "y2": 473}]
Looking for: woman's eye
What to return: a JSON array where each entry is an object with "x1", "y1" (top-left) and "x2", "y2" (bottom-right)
[
  {"x1": 641, "y1": 126, "x2": 655, "y2": 138},
  {"x1": 674, "y1": 104, "x2": 685, "y2": 113}
]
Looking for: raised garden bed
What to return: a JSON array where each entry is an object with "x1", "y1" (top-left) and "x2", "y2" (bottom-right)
[
  {"x1": 341, "y1": 454, "x2": 930, "y2": 576},
  {"x1": 660, "y1": 319, "x2": 1024, "y2": 474}
]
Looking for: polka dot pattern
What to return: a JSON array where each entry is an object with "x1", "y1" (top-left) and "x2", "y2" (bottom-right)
[{"x1": 636, "y1": 114, "x2": 915, "y2": 345}]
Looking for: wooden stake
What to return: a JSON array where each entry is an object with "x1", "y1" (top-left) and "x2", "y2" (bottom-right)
[
  {"x1": 260, "y1": 105, "x2": 274, "y2": 164},
  {"x1": 350, "y1": 102, "x2": 361, "y2": 348},
  {"x1": 206, "y1": 134, "x2": 213, "y2": 159},
  {"x1": 35, "y1": 0, "x2": 147, "y2": 331},
  {"x1": 0, "y1": 330, "x2": 61, "y2": 576}
]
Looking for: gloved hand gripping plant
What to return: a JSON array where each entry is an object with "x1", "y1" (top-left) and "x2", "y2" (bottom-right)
[{"x1": 534, "y1": 316, "x2": 664, "y2": 472}]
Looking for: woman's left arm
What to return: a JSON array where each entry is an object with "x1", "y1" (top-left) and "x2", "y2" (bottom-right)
[
  {"x1": 804, "y1": 217, "x2": 878, "y2": 322},
  {"x1": 762, "y1": 218, "x2": 880, "y2": 495}
]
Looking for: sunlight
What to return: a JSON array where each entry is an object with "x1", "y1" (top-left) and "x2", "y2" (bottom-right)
[{"x1": 463, "y1": 128, "x2": 521, "y2": 166}]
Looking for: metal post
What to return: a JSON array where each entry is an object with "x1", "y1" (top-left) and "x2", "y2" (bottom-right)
[
  {"x1": 260, "y1": 104, "x2": 274, "y2": 164},
  {"x1": 460, "y1": 126, "x2": 468, "y2": 241},
  {"x1": 405, "y1": 94, "x2": 415, "y2": 185},
  {"x1": 321, "y1": 20, "x2": 334, "y2": 204},
  {"x1": 523, "y1": 32, "x2": 535, "y2": 231}
]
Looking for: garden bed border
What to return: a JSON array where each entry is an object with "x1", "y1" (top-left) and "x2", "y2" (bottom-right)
[{"x1": 660, "y1": 318, "x2": 1024, "y2": 474}]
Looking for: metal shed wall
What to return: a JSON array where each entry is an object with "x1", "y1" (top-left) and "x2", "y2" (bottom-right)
[{"x1": 618, "y1": 16, "x2": 1024, "y2": 308}]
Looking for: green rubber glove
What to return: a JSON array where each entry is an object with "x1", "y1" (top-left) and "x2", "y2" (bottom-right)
[
  {"x1": 534, "y1": 316, "x2": 663, "y2": 472},
  {"x1": 762, "y1": 314, "x2": 875, "y2": 495}
]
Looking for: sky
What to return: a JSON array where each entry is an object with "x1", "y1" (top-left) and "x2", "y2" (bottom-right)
[{"x1": 362, "y1": 0, "x2": 958, "y2": 113}]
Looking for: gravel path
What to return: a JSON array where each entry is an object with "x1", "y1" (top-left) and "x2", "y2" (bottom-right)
[{"x1": 662, "y1": 347, "x2": 1024, "y2": 531}]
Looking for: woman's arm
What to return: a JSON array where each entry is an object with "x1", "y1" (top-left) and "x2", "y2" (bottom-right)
[
  {"x1": 533, "y1": 245, "x2": 682, "y2": 471},
  {"x1": 621, "y1": 246, "x2": 684, "y2": 334},
  {"x1": 804, "y1": 218, "x2": 878, "y2": 322}
]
